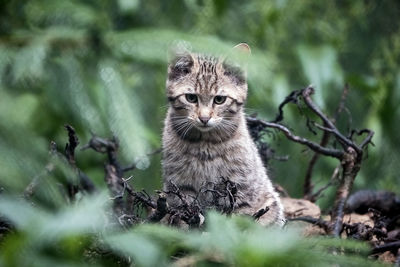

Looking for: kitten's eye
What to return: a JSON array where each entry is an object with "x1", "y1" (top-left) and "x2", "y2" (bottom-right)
[
  {"x1": 214, "y1": 95, "x2": 227, "y2": 105},
  {"x1": 185, "y1": 94, "x2": 198, "y2": 103}
]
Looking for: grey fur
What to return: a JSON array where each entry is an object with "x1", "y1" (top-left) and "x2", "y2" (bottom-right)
[{"x1": 162, "y1": 46, "x2": 285, "y2": 226}]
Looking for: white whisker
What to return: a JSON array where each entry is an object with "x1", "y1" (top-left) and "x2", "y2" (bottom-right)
[{"x1": 182, "y1": 121, "x2": 194, "y2": 139}]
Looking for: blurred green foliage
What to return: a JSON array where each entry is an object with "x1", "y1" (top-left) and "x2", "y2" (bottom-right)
[
  {"x1": 0, "y1": 0, "x2": 399, "y2": 266},
  {"x1": 1, "y1": 0, "x2": 400, "y2": 196},
  {"x1": 0, "y1": 193, "x2": 383, "y2": 266}
]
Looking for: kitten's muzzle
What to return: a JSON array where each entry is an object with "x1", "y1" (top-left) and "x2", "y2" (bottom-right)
[{"x1": 199, "y1": 116, "x2": 211, "y2": 125}]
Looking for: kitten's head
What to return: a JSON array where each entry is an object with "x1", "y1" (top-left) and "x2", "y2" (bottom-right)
[{"x1": 166, "y1": 43, "x2": 250, "y2": 142}]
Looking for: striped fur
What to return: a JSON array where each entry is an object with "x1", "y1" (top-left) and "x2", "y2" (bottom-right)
[{"x1": 162, "y1": 45, "x2": 285, "y2": 226}]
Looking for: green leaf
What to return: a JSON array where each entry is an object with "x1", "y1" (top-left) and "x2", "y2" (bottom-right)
[
  {"x1": 0, "y1": 196, "x2": 48, "y2": 230},
  {"x1": 105, "y1": 231, "x2": 167, "y2": 266}
]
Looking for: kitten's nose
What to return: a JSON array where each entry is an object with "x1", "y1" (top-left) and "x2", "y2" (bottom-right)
[{"x1": 199, "y1": 116, "x2": 210, "y2": 125}]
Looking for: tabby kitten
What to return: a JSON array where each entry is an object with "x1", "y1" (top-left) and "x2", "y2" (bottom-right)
[{"x1": 162, "y1": 43, "x2": 285, "y2": 226}]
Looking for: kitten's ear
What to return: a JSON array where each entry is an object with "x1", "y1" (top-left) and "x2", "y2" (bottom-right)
[
  {"x1": 232, "y1": 43, "x2": 251, "y2": 55},
  {"x1": 167, "y1": 42, "x2": 194, "y2": 81},
  {"x1": 222, "y1": 43, "x2": 251, "y2": 85}
]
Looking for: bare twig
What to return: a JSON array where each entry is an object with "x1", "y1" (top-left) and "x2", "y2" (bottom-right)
[
  {"x1": 249, "y1": 86, "x2": 374, "y2": 237},
  {"x1": 23, "y1": 141, "x2": 57, "y2": 199},
  {"x1": 303, "y1": 85, "x2": 348, "y2": 200},
  {"x1": 164, "y1": 181, "x2": 192, "y2": 211},
  {"x1": 246, "y1": 117, "x2": 343, "y2": 158},
  {"x1": 287, "y1": 216, "x2": 330, "y2": 232},
  {"x1": 80, "y1": 134, "x2": 118, "y2": 153},
  {"x1": 64, "y1": 125, "x2": 96, "y2": 193},
  {"x1": 271, "y1": 89, "x2": 302, "y2": 123},
  {"x1": 105, "y1": 164, "x2": 125, "y2": 216},
  {"x1": 307, "y1": 164, "x2": 340, "y2": 202},
  {"x1": 83, "y1": 133, "x2": 142, "y2": 224},
  {"x1": 301, "y1": 87, "x2": 357, "y2": 152},
  {"x1": 303, "y1": 121, "x2": 332, "y2": 199},
  {"x1": 301, "y1": 87, "x2": 375, "y2": 236},
  {"x1": 23, "y1": 162, "x2": 54, "y2": 199},
  {"x1": 147, "y1": 193, "x2": 169, "y2": 222},
  {"x1": 24, "y1": 127, "x2": 97, "y2": 199},
  {"x1": 308, "y1": 181, "x2": 334, "y2": 203},
  {"x1": 133, "y1": 190, "x2": 157, "y2": 209},
  {"x1": 357, "y1": 129, "x2": 375, "y2": 149},
  {"x1": 64, "y1": 125, "x2": 79, "y2": 165}
]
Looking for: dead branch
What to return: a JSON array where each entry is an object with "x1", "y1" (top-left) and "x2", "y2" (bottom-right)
[
  {"x1": 246, "y1": 117, "x2": 343, "y2": 158},
  {"x1": 307, "y1": 164, "x2": 340, "y2": 202},
  {"x1": 247, "y1": 86, "x2": 374, "y2": 237},
  {"x1": 105, "y1": 164, "x2": 125, "y2": 216},
  {"x1": 81, "y1": 133, "x2": 159, "y2": 175},
  {"x1": 64, "y1": 125, "x2": 79, "y2": 165},
  {"x1": 301, "y1": 87, "x2": 358, "y2": 152},
  {"x1": 303, "y1": 84, "x2": 349, "y2": 195},
  {"x1": 23, "y1": 162, "x2": 54, "y2": 199},
  {"x1": 287, "y1": 216, "x2": 330, "y2": 232},
  {"x1": 24, "y1": 125, "x2": 97, "y2": 200},
  {"x1": 82, "y1": 133, "x2": 140, "y2": 225},
  {"x1": 64, "y1": 125, "x2": 96, "y2": 193},
  {"x1": 147, "y1": 193, "x2": 169, "y2": 222},
  {"x1": 303, "y1": 122, "x2": 331, "y2": 199},
  {"x1": 23, "y1": 142, "x2": 57, "y2": 199},
  {"x1": 308, "y1": 181, "x2": 334, "y2": 203},
  {"x1": 247, "y1": 116, "x2": 288, "y2": 165},
  {"x1": 162, "y1": 185, "x2": 202, "y2": 227},
  {"x1": 271, "y1": 89, "x2": 302, "y2": 123}
]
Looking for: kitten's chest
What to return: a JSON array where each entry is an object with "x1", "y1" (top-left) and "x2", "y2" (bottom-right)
[{"x1": 163, "y1": 140, "x2": 250, "y2": 189}]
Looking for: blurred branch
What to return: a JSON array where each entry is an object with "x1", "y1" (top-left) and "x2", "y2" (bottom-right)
[
  {"x1": 371, "y1": 241, "x2": 400, "y2": 254},
  {"x1": 23, "y1": 126, "x2": 98, "y2": 200},
  {"x1": 82, "y1": 133, "x2": 135, "y2": 223},
  {"x1": 23, "y1": 142, "x2": 57, "y2": 199},
  {"x1": 82, "y1": 133, "x2": 165, "y2": 225},
  {"x1": 64, "y1": 125, "x2": 96, "y2": 194},
  {"x1": 81, "y1": 134, "x2": 161, "y2": 174},
  {"x1": 105, "y1": 164, "x2": 125, "y2": 216}
]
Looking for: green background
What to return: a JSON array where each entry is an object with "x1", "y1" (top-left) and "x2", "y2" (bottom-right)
[
  {"x1": 2, "y1": 0, "x2": 399, "y2": 204},
  {"x1": 0, "y1": 1, "x2": 399, "y2": 266}
]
